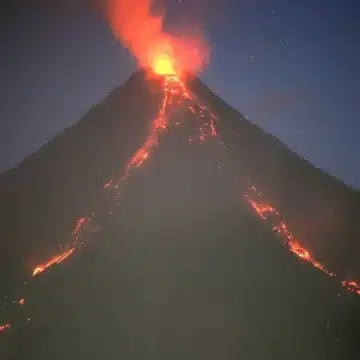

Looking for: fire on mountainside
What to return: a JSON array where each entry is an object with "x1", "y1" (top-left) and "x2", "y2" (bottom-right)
[
  {"x1": 244, "y1": 185, "x2": 360, "y2": 296},
  {"x1": 0, "y1": 73, "x2": 218, "y2": 332}
]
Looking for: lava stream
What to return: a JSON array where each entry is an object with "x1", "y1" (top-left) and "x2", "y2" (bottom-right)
[
  {"x1": 0, "y1": 71, "x2": 219, "y2": 333},
  {"x1": 244, "y1": 185, "x2": 360, "y2": 296},
  {"x1": 32, "y1": 248, "x2": 75, "y2": 277},
  {"x1": 0, "y1": 324, "x2": 10, "y2": 332}
]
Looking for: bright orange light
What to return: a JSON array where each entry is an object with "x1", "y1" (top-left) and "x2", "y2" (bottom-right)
[
  {"x1": 148, "y1": 40, "x2": 178, "y2": 76},
  {"x1": 0, "y1": 324, "x2": 10, "y2": 332},
  {"x1": 152, "y1": 54, "x2": 176, "y2": 75},
  {"x1": 245, "y1": 185, "x2": 360, "y2": 296},
  {"x1": 32, "y1": 248, "x2": 75, "y2": 276},
  {"x1": 107, "y1": 1, "x2": 209, "y2": 76}
]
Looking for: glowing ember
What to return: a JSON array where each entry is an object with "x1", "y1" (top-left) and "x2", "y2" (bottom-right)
[
  {"x1": 72, "y1": 217, "x2": 86, "y2": 236},
  {"x1": 18, "y1": 298, "x2": 25, "y2": 305},
  {"x1": 0, "y1": 324, "x2": 10, "y2": 332},
  {"x1": 342, "y1": 280, "x2": 360, "y2": 295}
]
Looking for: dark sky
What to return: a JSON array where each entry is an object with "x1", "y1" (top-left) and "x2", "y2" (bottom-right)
[{"x1": 1, "y1": 0, "x2": 359, "y2": 188}]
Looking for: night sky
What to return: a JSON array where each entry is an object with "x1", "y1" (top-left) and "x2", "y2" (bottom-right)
[{"x1": 1, "y1": 0, "x2": 359, "y2": 188}]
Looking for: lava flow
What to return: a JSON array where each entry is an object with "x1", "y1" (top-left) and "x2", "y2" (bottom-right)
[
  {"x1": 32, "y1": 248, "x2": 76, "y2": 277},
  {"x1": 0, "y1": 57, "x2": 219, "y2": 333},
  {"x1": 244, "y1": 184, "x2": 360, "y2": 296},
  {"x1": 33, "y1": 59, "x2": 189, "y2": 280},
  {"x1": 0, "y1": 324, "x2": 10, "y2": 332}
]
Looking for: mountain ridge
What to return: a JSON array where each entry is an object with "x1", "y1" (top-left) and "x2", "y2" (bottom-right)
[{"x1": 189, "y1": 74, "x2": 360, "y2": 278}]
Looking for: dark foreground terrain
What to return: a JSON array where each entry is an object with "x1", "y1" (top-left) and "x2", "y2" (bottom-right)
[{"x1": 1, "y1": 71, "x2": 360, "y2": 359}]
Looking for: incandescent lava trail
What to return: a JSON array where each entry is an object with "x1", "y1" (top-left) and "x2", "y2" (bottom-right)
[
  {"x1": 0, "y1": 56, "x2": 218, "y2": 333},
  {"x1": 243, "y1": 185, "x2": 360, "y2": 295}
]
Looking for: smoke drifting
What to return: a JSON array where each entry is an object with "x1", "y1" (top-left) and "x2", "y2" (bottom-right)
[{"x1": 106, "y1": 0, "x2": 209, "y2": 75}]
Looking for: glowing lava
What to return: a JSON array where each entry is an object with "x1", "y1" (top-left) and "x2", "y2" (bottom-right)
[
  {"x1": 125, "y1": 74, "x2": 217, "y2": 174},
  {"x1": 2, "y1": 48, "x2": 358, "y2": 338},
  {"x1": 342, "y1": 280, "x2": 360, "y2": 296},
  {"x1": 125, "y1": 77, "x2": 171, "y2": 173},
  {"x1": 1, "y1": 66, "x2": 222, "y2": 334},
  {"x1": 245, "y1": 184, "x2": 360, "y2": 295},
  {"x1": 0, "y1": 324, "x2": 10, "y2": 332},
  {"x1": 32, "y1": 248, "x2": 75, "y2": 277},
  {"x1": 151, "y1": 52, "x2": 176, "y2": 76}
]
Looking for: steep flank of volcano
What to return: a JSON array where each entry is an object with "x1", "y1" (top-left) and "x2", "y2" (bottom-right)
[
  {"x1": 0, "y1": 70, "x2": 161, "y2": 281},
  {"x1": 189, "y1": 77, "x2": 360, "y2": 280}
]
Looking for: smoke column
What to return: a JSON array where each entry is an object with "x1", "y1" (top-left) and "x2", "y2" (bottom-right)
[{"x1": 106, "y1": 0, "x2": 209, "y2": 75}]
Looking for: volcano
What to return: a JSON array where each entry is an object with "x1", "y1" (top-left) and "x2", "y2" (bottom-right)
[{"x1": 1, "y1": 70, "x2": 360, "y2": 359}]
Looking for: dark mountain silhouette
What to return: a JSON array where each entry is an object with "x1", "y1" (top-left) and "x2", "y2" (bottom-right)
[{"x1": 1, "y1": 70, "x2": 359, "y2": 359}]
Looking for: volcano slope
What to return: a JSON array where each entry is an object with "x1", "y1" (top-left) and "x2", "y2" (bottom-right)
[
  {"x1": 189, "y1": 77, "x2": 360, "y2": 282},
  {"x1": 1, "y1": 70, "x2": 360, "y2": 359}
]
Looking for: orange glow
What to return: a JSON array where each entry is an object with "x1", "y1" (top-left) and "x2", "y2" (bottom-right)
[
  {"x1": 106, "y1": 0, "x2": 209, "y2": 76},
  {"x1": 152, "y1": 54, "x2": 176, "y2": 75},
  {"x1": 104, "y1": 180, "x2": 113, "y2": 189},
  {"x1": 72, "y1": 217, "x2": 86, "y2": 236},
  {"x1": 342, "y1": 280, "x2": 360, "y2": 295},
  {"x1": 0, "y1": 324, "x2": 10, "y2": 332},
  {"x1": 18, "y1": 298, "x2": 25, "y2": 305},
  {"x1": 149, "y1": 41, "x2": 177, "y2": 75},
  {"x1": 125, "y1": 84, "x2": 169, "y2": 173},
  {"x1": 33, "y1": 248, "x2": 75, "y2": 276},
  {"x1": 245, "y1": 185, "x2": 360, "y2": 295},
  {"x1": 124, "y1": 72, "x2": 218, "y2": 175}
]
